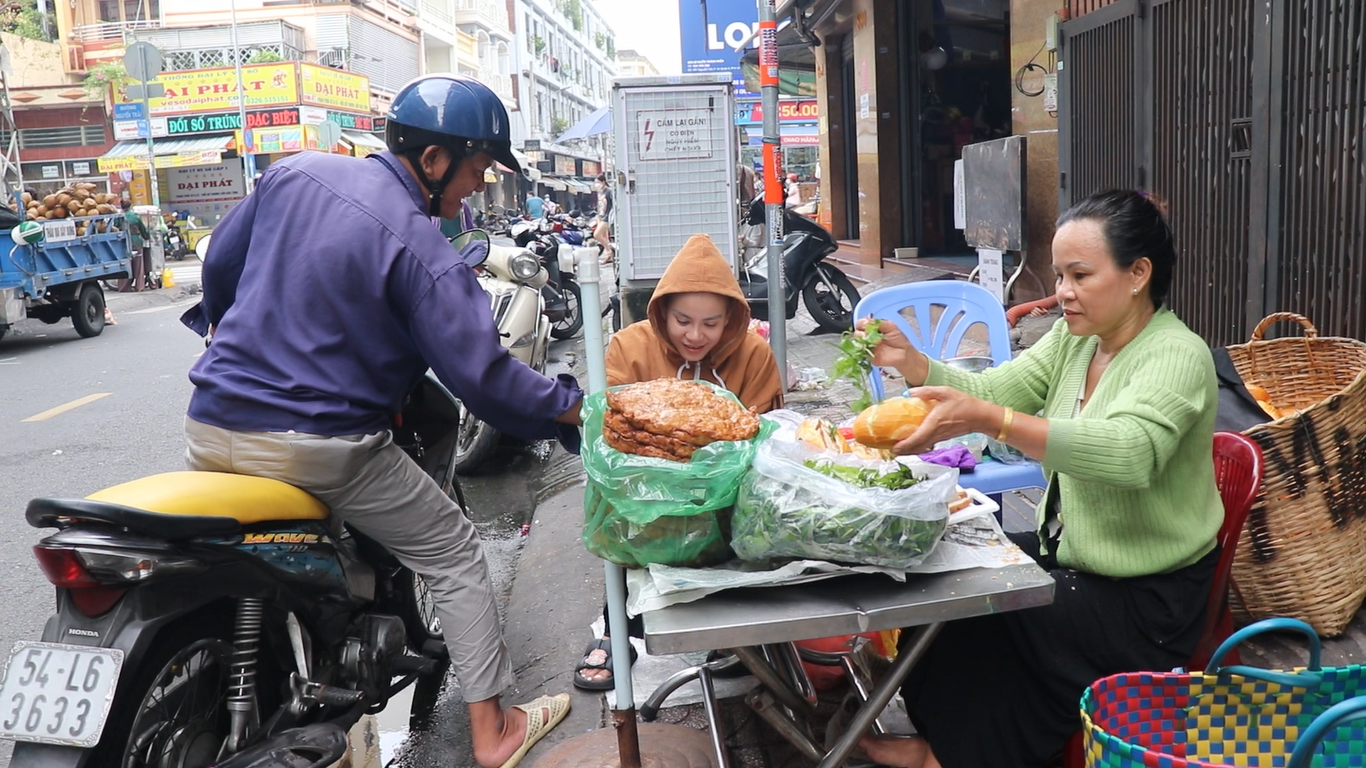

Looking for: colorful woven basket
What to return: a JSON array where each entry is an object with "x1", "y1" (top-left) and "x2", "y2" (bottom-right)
[{"x1": 1082, "y1": 619, "x2": 1366, "y2": 767}]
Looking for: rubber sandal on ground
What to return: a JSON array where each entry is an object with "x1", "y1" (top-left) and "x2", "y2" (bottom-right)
[
  {"x1": 572, "y1": 638, "x2": 638, "y2": 691},
  {"x1": 497, "y1": 693, "x2": 572, "y2": 768}
]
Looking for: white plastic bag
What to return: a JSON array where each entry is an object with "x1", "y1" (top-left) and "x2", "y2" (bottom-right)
[{"x1": 731, "y1": 440, "x2": 959, "y2": 569}]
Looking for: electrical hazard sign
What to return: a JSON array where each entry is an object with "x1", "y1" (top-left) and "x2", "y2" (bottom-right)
[{"x1": 636, "y1": 109, "x2": 714, "y2": 161}]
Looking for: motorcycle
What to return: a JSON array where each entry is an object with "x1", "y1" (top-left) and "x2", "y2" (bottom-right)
[
  {"x1": 4, "y1": 372, "x2": 465, "y2": 767},
  {"x1": 512, "y1": 220, "x2": 584, "y2": 341},
  {"x1": 737, "y1": 197, "x2": 861, "y2": 334},
  {"x1": 450, "y1": 233, "x2": 552, "y2": 474}
]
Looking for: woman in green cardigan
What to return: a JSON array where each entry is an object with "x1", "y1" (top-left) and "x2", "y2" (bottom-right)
[{"x1": 859, "y1": 190, "x2": 1222, "y2": 768}]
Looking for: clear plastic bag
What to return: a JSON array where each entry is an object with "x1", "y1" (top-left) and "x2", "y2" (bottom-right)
[
  {"x1": 731, "y1": 441, "x2": 959, "y2": 569},
  {"x1": 580, "y1": 383, "x2": 774, "y2": 568}
]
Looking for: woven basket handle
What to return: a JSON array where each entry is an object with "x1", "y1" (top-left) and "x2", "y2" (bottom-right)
[
  {"x1": 1204, "y1": 618, "x2": 1324, "y2": 688},
  {"x1": 1250, "y1": 312, "x2": 1319, "y2": 341},
  {"x1": 1287, "y1": 697, "x2": 1366, "y2": 768}
]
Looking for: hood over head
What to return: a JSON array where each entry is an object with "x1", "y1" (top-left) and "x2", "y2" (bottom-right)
[{"x1": 646, "y1": 234, "x2": 751, "y2": 369}]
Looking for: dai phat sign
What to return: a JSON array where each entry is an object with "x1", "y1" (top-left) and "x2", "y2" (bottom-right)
[
  {"x1": 167, "y1": 164, "x2": 246, "y2": 204},
  {"x1": 299, "y1": 63, "x2": 371, "y2": 114},
  {"x1": 123, "y1": 63, "x2": 298, "y2": 116},
  {"x1": 637, "y1": 110, "x2": 714, "y2": 161}
]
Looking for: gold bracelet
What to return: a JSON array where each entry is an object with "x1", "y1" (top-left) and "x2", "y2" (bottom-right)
[{"x1": 996, "y1": 407, "x2": 1014, "y2": 442}]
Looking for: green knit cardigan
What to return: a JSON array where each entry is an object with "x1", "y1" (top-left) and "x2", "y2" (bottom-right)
[{"x1": 926, "y1": 309, "x2": 1222, "y2": 577}]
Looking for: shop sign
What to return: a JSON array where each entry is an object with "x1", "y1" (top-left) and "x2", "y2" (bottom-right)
[
  {"x1": 324, "y1": 111, "x2": 375, "y2": 131},
  {"x1": 734, "y1": 100, "x2": 819, "y2": 125},
  {"x1": 113, "y1": 117, "x2": 169, "y2": 140},
  {"x1": 582, "y1": 160, "x2": 601, "y2": 176},
  {"x1": 71, "y1": 162, "x2": 92, "y2": 176},
  {"x1": 679, "y1": 0, "x2": 760, "y2": 97},
  {"x1": 371, "y1": 117, "x2": 386, "y2": 134},
  {"x1": 167, "y1": 164, "x2": 246, "y2": 204},
  {"x1": 637, "y1": 109, "x2": 714, "y2": 161},
  {"x1": 121, "y1": 63, "x2": 298, "y2": 116},
  {"x1": 41, "y1": 165, "x2": 60, "y2": 179},
  {"x1": 299, "y1": 106, "x2": 328, "y2": 125},
  {"x1": 237, "y1": 126, "x2": 319, "y2": 154},
  {"x1": 164, "y1": 108, "x2": 301, "y2": 137},
  {"x1": 98, "y1": 150, "x2": 224, "y2": 174},
  {"x1": 299, "y1": 63, "x2": 370, "y2": 113},
  {"x1": 554, "y1": 155, "x2": 576, "y2": 176}
]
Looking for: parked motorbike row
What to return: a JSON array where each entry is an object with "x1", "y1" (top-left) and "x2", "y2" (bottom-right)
[{"x1": 0, "y1": 208, "x2": 859, "y2": 768}]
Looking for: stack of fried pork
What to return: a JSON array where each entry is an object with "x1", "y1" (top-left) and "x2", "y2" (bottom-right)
[{"x1": 603, "y1": 379, "x2": 761, "y2": 461}]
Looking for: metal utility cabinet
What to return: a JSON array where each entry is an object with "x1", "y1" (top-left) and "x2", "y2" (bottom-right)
[
  {"x1": 0, "y1": 216, "x2": 132, "y2": 342},
  {"x1": 612, "y1": 74, "x2": 738, "y2": 326}
]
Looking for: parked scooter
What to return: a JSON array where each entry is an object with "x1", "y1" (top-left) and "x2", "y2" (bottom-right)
[
  {"x1": 738, "y1": 197, "x2": 861, "y2": 333},
  {"x1": 451, "y1": 232, "x2": 552, "y2": 474},
  {"x1": 5, "y1": 373, "x2": 464, "y2": 767},
  {"x1": 512, "y1": 220, "x2": 584, "y2": 341}
]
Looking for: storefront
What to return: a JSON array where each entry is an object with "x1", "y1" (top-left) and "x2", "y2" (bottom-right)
[
  {"x1": 735, "y1": 98, "x2": 822, "y2": 183},
  {"x1": 98, "y1": 62, "x2": 379, "y2": 224}
]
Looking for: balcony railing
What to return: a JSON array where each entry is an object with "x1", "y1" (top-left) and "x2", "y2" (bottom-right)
[
  {"x1": 72, "y1": 20, "x2": 162, "y2": 44},
  {"x1": 453, "y1": 0, "x2": 510, "y2": 36},
  {"x1": 478, "y1": 69, "x2": 513, "y2": 101}
]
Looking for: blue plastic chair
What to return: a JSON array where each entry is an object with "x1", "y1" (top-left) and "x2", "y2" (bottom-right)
[{"x1": 853, "y1": 280, "x2": 1048, "y2": 498}]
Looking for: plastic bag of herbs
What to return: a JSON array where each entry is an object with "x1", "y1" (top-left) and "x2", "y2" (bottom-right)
[
  {"x1": 580, "y1": 383, "x2": 776, "y2": 568},
  {"x1": 732, "y1": 440, "x2": 959, "y2": 569}
]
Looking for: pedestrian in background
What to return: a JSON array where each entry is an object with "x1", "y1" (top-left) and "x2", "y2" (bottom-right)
[{"x1": 118, "y1": 199, "x2": 149, "y2": 292}]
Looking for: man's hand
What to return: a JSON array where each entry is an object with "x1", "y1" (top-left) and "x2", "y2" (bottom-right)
[{"x1": 555, "y1": 400, "x2": 584, "y2": 427}]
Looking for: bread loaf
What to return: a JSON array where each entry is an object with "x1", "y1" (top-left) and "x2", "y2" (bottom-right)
[{"x1": 852, "y1": 397, "x2": 935, "y2": 450}]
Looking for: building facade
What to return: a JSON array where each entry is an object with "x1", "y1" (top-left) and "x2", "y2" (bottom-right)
[
  {"x1": 510, "y1": 0, "x2": 613, "y2": 202},
  {"x1": 615, "y1": 49, "x2": 659, "y2": 78},
  {"x1": 417, "y1": 0, "x2": 516, "y2": 108}
]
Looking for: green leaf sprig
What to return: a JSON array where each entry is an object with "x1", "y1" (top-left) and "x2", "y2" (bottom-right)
[{"x1": 830, "y1": 324, "x2": 884, "y2": 413}]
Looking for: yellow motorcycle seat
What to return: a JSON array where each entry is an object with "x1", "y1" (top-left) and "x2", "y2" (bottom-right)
[{"x1": 87, "y1": 471, "x2": 329, "y2": 524}]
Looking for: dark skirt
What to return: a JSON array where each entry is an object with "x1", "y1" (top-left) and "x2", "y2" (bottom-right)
[{"x1": 902, "y1": 531, "x2": 1218, "y2": 768}]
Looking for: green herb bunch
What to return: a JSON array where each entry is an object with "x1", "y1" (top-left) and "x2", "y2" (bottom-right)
[
  {"x1": 830, "y1": 323, "x2": 884, "y2": 413},
  {"x1": 803, "y1": 457, "x2": 923, "y2": 490}
]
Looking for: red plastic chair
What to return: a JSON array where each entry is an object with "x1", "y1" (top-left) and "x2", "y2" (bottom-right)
[{"x1": 1060, "y1": 431, "x2": 1264, "y2": 767}]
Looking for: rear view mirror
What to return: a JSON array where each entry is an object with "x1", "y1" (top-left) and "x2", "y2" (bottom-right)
[
  {"x1": 450, "y1": 229, "x2": 490, "y2": 267},
  {"x1": 194, "y1": 233, "x2": 211, "y2": 263}
]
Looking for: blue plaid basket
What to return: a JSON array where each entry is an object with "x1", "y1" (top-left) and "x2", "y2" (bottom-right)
[{"x1": 1082, "y1": 619, "x2": 1366, "y2": 767}]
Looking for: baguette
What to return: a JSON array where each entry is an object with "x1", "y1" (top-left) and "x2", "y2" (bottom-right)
[{"x1": 852, "y1": 397, "x2": 935, "y2": 450}]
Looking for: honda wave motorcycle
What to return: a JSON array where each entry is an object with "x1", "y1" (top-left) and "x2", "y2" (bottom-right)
[
  {"x1": 450, "y1": 233, "x2": 552, "y2": 474},
  {"x1": 738, "y1": 197, "x2": 861, "y2": 333},
  {"x1": 5, "y1": 372, "x2": 464, "y2": 767},
  {"x1": 511, "y1": 220, "x2": 583, "y2": 341}
]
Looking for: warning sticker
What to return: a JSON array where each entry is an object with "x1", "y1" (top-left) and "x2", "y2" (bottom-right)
[{"x1": 637, "y1": 109, "x2": 714, "y2": 161}]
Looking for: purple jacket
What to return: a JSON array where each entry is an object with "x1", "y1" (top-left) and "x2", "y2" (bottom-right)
[{"x1": 181, "y1": 151, "x2": 582, "y2": 447}]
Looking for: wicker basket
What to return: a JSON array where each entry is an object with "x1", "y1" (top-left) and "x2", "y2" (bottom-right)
[{"x1": 1226, "y1": 313, "x2": 1366, "y2": 636}]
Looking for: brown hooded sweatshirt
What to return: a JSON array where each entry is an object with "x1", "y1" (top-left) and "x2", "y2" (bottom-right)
[{"x1": 605, "y1": 234, "x2": 785, "y2": 413}]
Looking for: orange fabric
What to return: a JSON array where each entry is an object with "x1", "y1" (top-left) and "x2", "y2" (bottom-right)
[{"x1": 605, "y1": 234, "x2": 784, "y2": 413}]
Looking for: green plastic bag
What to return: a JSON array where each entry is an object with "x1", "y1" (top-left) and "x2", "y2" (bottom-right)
[{"x1": 580, "y1": 382, "x2": 774, "y2": 568}]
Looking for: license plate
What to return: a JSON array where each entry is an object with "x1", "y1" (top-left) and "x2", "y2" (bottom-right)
[{"x1": 0, "y1": 642, "x2": 123, "y2": 748}]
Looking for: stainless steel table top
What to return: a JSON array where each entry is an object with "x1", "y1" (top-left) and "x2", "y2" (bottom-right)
[{"x1": 641, "y1": 562, "x2": 1055, "y2": 655}]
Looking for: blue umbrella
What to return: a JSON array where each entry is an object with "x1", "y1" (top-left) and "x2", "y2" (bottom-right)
[{"x1": 555, "y1": 106, "x2": 612, "y2": 143}]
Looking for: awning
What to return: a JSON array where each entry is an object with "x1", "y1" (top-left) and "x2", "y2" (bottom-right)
[
  {"x1": 563, "y1": 179, "x2": 593, "y2": 193},
  {"x1": 98, "y1": 135, "x2": 235, "y2": 173},
  {"x1": 540, "y1": 179, "x2": 567, "y2": 191},
  {"x1": 342, "y1": 130, "x2": 386, "y2": 152}
]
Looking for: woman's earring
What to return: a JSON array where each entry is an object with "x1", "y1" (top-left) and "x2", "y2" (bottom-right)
[{"x1": 1132, "y1": 288, "x2": 1138, "y2": 296}]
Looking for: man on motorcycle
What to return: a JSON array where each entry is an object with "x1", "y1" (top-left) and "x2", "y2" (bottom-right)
[{"x1": 180, "y1": 74, "x2": 582, "y2": 768}]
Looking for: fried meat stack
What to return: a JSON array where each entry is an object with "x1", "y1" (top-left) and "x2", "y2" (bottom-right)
[{"x1": 603, "y1": 379, "x2": 761, "y2": 461}]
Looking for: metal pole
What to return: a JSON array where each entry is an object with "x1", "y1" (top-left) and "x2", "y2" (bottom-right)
[
  {"x1": 137, "y1": 45, "x2": 160, "y2": 210},
  {"x1": 758, "y1": 0, "x2": 787, "y2": 389},
  {"x1": 577, "y1": 254, "x2": 642, "y2": 768},
  {"x1": 229, "y1": 0, "x2": 254, "y2": 194}
]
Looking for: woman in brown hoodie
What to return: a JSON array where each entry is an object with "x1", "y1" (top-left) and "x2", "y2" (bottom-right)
[{"x1": 574, "y1": 233, "x2": 785, "y2": 689}]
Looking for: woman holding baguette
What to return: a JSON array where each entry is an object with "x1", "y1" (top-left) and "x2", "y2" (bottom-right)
[{"x1": 857, "y1": 189, "x2": 1222, "y2": 768}]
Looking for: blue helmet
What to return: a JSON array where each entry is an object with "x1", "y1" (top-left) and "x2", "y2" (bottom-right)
[{"x1": 386, "y1": 74, "x2": 519, "y2": 214}]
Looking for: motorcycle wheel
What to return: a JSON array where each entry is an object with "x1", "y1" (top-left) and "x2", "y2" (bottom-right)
[
  {"x1": 550, "y1": 279, "x2": 583, "y2": 340},
  {"x1": 802, "y1": 263, "x2": 861, "y2": 333},
  {"x1": 395, "y1": 568, "x2": 446, "y2": 655},
  {"x1": 90, "y1": 621, "x2": 238, "y2": 768},
  {"x1": 451, "y1": 400, "x2": 500, "y2": 476}
]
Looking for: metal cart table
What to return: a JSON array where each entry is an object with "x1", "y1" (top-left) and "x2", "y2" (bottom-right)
[{"x1": 641, "y1": 562, "x2": 1055, "y2": 768}]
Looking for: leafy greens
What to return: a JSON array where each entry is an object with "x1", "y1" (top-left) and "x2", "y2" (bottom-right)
[{"x1": 830, "y1": 324, "x2": 884, "y2": 413}]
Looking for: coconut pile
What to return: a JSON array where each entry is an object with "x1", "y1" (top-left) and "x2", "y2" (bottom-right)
[{"x1": 23, "y1": 183, "x2": 122, "y2": 235}]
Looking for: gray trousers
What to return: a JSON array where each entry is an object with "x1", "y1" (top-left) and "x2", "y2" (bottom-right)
[{"x1": 184, "y1": 417, "x2": 513, "y2": 702}]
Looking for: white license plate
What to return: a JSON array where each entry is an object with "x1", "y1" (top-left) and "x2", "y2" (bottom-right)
[{"x1": 0, "y1": 642, "x2": 123, "y2": 748}]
